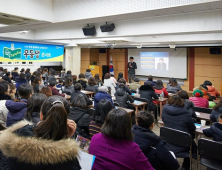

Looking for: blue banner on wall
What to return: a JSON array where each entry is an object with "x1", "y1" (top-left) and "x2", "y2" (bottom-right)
[{"x1": 0, "y1": 40, "x2": 64, "y2": 62}]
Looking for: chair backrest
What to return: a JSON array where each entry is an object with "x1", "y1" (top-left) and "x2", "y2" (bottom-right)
[
  {"x1": 62, "y1": 91, "x2": 71, "y2": 95},
  {"x1": 156, "y1": 93, "x2": 160, "y2": 97},
  {"x1": 160, "y1": 127, "x2": 191, "y2": 147},
  {"x1": 88, "y1": 108, "x2": 95, "y2": 116},
  {"x1": 114, "y1": 102, "x2": 120, "y2": 106},
  {"x1": 167, "y1": 90, "x2": 176, "y2": 93},
  {"x1": 134, "y1": 97, "x2": 148, "y2": 103},
  {"x1": 198, "y1": 138, "x2": 222, "y2": 161},
  {"x1": 194, "y1": 107, "x2": 212, "y2": 114},
  {"x1": 130, "y1": 90, "x2": 136, "y2": 93}
]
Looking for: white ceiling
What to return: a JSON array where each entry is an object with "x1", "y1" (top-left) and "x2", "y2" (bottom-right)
[{"x1": 0, "y1": 0, "x2": 222, "y2": 47}]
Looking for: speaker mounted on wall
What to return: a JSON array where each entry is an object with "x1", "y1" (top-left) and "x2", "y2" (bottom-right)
[
  {"x1": 209, "y1": 48, "x2": 221, "y2": 55},
  {"x1": 100, "y1": 22, "x2": 115, "y2": 32},
  {"x1": 82, "y1": 25, "x2": 96, "y2": 36}
]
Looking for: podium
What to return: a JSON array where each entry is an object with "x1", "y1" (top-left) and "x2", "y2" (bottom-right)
[{"x1": 89, "y1": 65, "x2": 102, "y2": 77}]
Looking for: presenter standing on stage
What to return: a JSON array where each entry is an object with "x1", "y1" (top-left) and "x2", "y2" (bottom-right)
[{"x1": 128, "y1": 56, "x2": 137, "y2": 83}]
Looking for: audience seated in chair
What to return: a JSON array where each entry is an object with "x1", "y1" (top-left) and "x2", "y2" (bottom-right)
[
  {"x1": 68, "y1": 94, "x2": 92, "y2": 139},
  {"x1": 85, "y1": 77, "x2": 99, "y2": 94},
  {"x1": 89, "y1": 99, "x2": 113, "y2": 139},
  {"x1": 62, "y1": 77, "x2": 74, "y2": 94},
  {"x1": 89, "y1": 108, "x2": 154, "y2": 170},
  {"x1": 129, "y1": 77, "x2": 141, "y2": 91},
  {"x1": 162, "y1": 95, "x2": 197, "y2": 170},
  {"x1": 6, "y1": 84, "x2": 32, "y2": 127},
  {"x1": 78, "y1": 73, "x2": 88, "y2": 90},
  {"x1": 48, "y1": 81, "x2": 65, "y2": 97},
  {"x1": 204, "y1": 80, "x2": 220, "y2": 98},
  {"x1": 166, "y1": 78, "x2": 182, "y2": 93},
  {"x1": 0, "y1": 96, "x2": 81, "y2": 170},
  {"x1": 132, "y1": 111, "x2": 180, "y2": 170},
  {"x1": 189, "y1": 89, "x2": 209, "y2": 108}
]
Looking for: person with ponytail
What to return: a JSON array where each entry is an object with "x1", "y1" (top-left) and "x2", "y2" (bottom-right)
[
  {"x1": 189, "y1": 89, "x2": 209, "y2": 108},
  {"x1": 0, "y1": 95, "x2": 81, "y2": 170}
]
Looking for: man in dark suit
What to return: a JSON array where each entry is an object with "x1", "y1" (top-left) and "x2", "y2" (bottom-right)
[
  {"x1": 157, "y1": 58, "x2": 167, "y2": 70},
  {"x1": 127, "y1": 56, "x2": 137, "y2": 83}
]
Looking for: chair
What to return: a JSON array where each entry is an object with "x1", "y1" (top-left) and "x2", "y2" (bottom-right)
[
  {"x1": 160, "y1": 127, "x2": 193, "y2": 170},
  {"x1": 194, "y1": 107, "x2": 212, "y2": 114},
  {"x1": 133, "y1": 97, "x2": 148, "y2": 103},
  {"x1": 198, "y1": 138, "x2": 222, "y2": 170},
  {"x1": 130, "y1": 90, "x2": 136, "y2": 93},
  {"x1": 114, "y1": 102, "x2": 120, "y2": 106},
  {"x1": 88, "y1": 108, "x2": 95, "y2": 117},
  {"x1": 167, "y1": 90, "x2": 176, "y2": 93},
  {"x1": 62, "y1": 91, "x2": 71, "y2": 95}
]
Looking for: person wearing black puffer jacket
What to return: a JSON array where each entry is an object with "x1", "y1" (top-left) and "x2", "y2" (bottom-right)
[
  {"x1": 203, "y1": 114, "x2": 222, "y2": 142},
  {"x1": 132, "y1": 111, "x2": 180, "y2": 170},
  {"x1": 162, "y1": 95, "x2": 197, "y2": 170},
  {"x1": 68, "y1": 94, "x2": 92, "y2": 139},
  {"x1": 115, "y1": 83, "x2": 134, "y2": 109},
  {"x1": 210, "y1": 100, "x2": 222, "y2": 123},
  {"x1": 139, "y1": 81, "x2": 158, "y2": 111}
]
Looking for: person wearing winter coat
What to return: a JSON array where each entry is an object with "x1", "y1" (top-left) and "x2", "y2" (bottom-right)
[
  {"x1": 0, "y1": 83, "x2": 11, "y2": 128},
  {"x1": 89, "y1": 99, "x2": 113, "y2": 139},
  {"x1": 193, "y1": 84, "x2": 212, "y2": 101},
  {"x1": 78, "y1": 73, "x2": 88, "y2": 90},
  {"x1": 25, "y1": 68, "x2": 31, "y2": 81},
  {"x1": 166, "y1": 78, "x2": 182, "y2": 93},
  {"x1": 132, "y1": 111, "x2": 180, "y2": 170},
  {"x1": 25, "y1": 93, "x2": 47, "y2": 125},
  {"x1": 204, "y1": 80, "x2": 220, "y2": 98},
  {"x1": 210, "y1": 99, "x2": 222, "y2": 122},
  {"x1": 129, "y1": 77, "x2": 141, "y2": 91},
  {"x1": 94, "y1": 86, "x2": 114, "y2": 109},
  {"x1": 15, "y1": 73, "x2": 27, "y2": 90},
  {"x1": 6, "y1": 84, "x2": 32, "y2": 127},
  {"x1": 189, "y1": 89, "x2": 209, "y2": 108},
  {"x1": 117, "y1": 78, "x2": 132, "y2": 95},
  {"x1": 48, "y1": 81, "x2": 65, "y2": 97},
  {"x1": 48, "y1": 70, "x2": 57, "y2": 83},
  {"x1": 115, "y1": 83, "x2": 134, "y2": 109},
  {"x1": 71, "y1": 83, "x2": 92, "y2": 106},
  {"x1": 68, "y1": 94, "x2": 91, "y2": 139},
  {"x1": 64, "y1": 70, "x2": 72, "y2": 79},
  {"x1": 85, "y1": 77, "x2": 99, "y2": 94},
  {"x1": 203, "y1": 114, "x2": 222, "y2": 142},
  {"x1": 144, "y1": 75, "x2": 156, "y2": 87},
  {"x1": 11, "y1": 67, "x2": 19, "y2": 80},
  {"x1": 62, "y1": 77, "x2": 74, "y2": 94},
  {"x1": 139, "y1": 82, "x2": 158, "y2": 111},
  {"x1": 103, "y1": 73, "x2": 116, "y2": 96},
  {"x1": 0, "y1": 96, "x2": 81, "y2": 170},
  {"x1": 2, "y1": 72, "x2": 12, "y2": 83},
  {"x1": 162, "y1": 95, "x2": 197, "y2": 170},
  {"x1": 177, "y1": 90, "x2": 197, "y2": 119},
  {"x1": 32, "y1": 77, "x2": 44, "y2": 94},
  {"x1": 89, "y1": 108, "x2": 154, "y2": 170},
  {"x1": 84, "y1": 69, "x2": 93, "y2": 80}
]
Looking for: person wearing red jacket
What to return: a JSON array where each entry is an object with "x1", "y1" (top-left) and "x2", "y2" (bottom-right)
[
  {"x1": 48, "y1": 81, "x2": 65, "y2": 97},
  {"x1": 204, "y1": 80, "x2": 220, "y2": 98},
  {"x1": 153, "y1": 80, "x2": 168, "y2": 105}
]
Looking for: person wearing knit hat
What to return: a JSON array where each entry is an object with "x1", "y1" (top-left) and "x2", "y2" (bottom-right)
[
  {"x1": 94, "y1": 86, "x2": 114, "y2": 109},
  {"x1": 189, "y1": 89, "x2": 209, "y2": 108}
]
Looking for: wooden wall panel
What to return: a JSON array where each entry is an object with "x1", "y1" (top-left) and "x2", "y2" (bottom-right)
[{"x1": 194, "y1": 47, "x2": 222, "y2": 93}]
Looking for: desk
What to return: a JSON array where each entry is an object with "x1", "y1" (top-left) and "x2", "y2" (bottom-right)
[
  {"x1": 116, "y1": 107, "x2": 134, "y2": 116},
  {"x1": 213, "y1": 99, "x2": 220, "y2": 104},
  {"x1": 154, "y1": 98, "x2": 168, "y2": 119},
  {"x1": 130, "y1": 100, "x2": 147, "y2": 115},
  {"x1": 157, "y1": 120, "x2": 210, "y2": 135},
  {"x1": 81, "y1": 90, "x2": 94, "y2": 97},
  {"x1": 196, "y1": 112, "x2": 210, "y2": 121},
  {"x1": 65, "y1": 95, "x2": 71, "y2": 100}
]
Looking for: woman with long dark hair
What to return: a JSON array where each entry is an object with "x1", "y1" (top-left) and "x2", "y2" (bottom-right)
[
  {"x1": 89, "y1": 108, "x2": 154, "y2": 170},
  {"x1": 117, "y1": 72, "x2": 123, "y2": 81},
  {"x1": 25, "y1": 93, "x2": 47, "y2": 125},
  {"x1": 62, "y1": 77, "x2": 74, "y2": 94},
  {"x1": 0, "y1": 96, "x2": 81, "y2": 170}
]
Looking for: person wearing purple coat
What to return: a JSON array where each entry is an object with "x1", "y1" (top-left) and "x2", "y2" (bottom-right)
[{"x1": 89, "y1": 108, "x2": 154, "y2": 170}]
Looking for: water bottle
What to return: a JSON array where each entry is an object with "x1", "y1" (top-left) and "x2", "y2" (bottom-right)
[
  {"x1": 59, "y1": 89, "x2": 62, "y2": 94},
  {"x1": 99, "y1": 82, "x2": 101, "y2": 87},
  {"x1": 161, "y1": 91, "x2": 164, "y2": 99},
  {"x1": 136, "y1": 88, "x2": 139, "y2": 94}
]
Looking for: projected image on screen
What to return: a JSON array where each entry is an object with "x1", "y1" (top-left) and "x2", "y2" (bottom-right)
[{"x1": 140, "y1": 52, "x2": 169, "y2": 71}]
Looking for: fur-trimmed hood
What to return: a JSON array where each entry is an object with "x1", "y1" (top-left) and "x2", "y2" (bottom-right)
[{"x1": 0, "y1": 120, "x2": 79, "y2": 165}]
